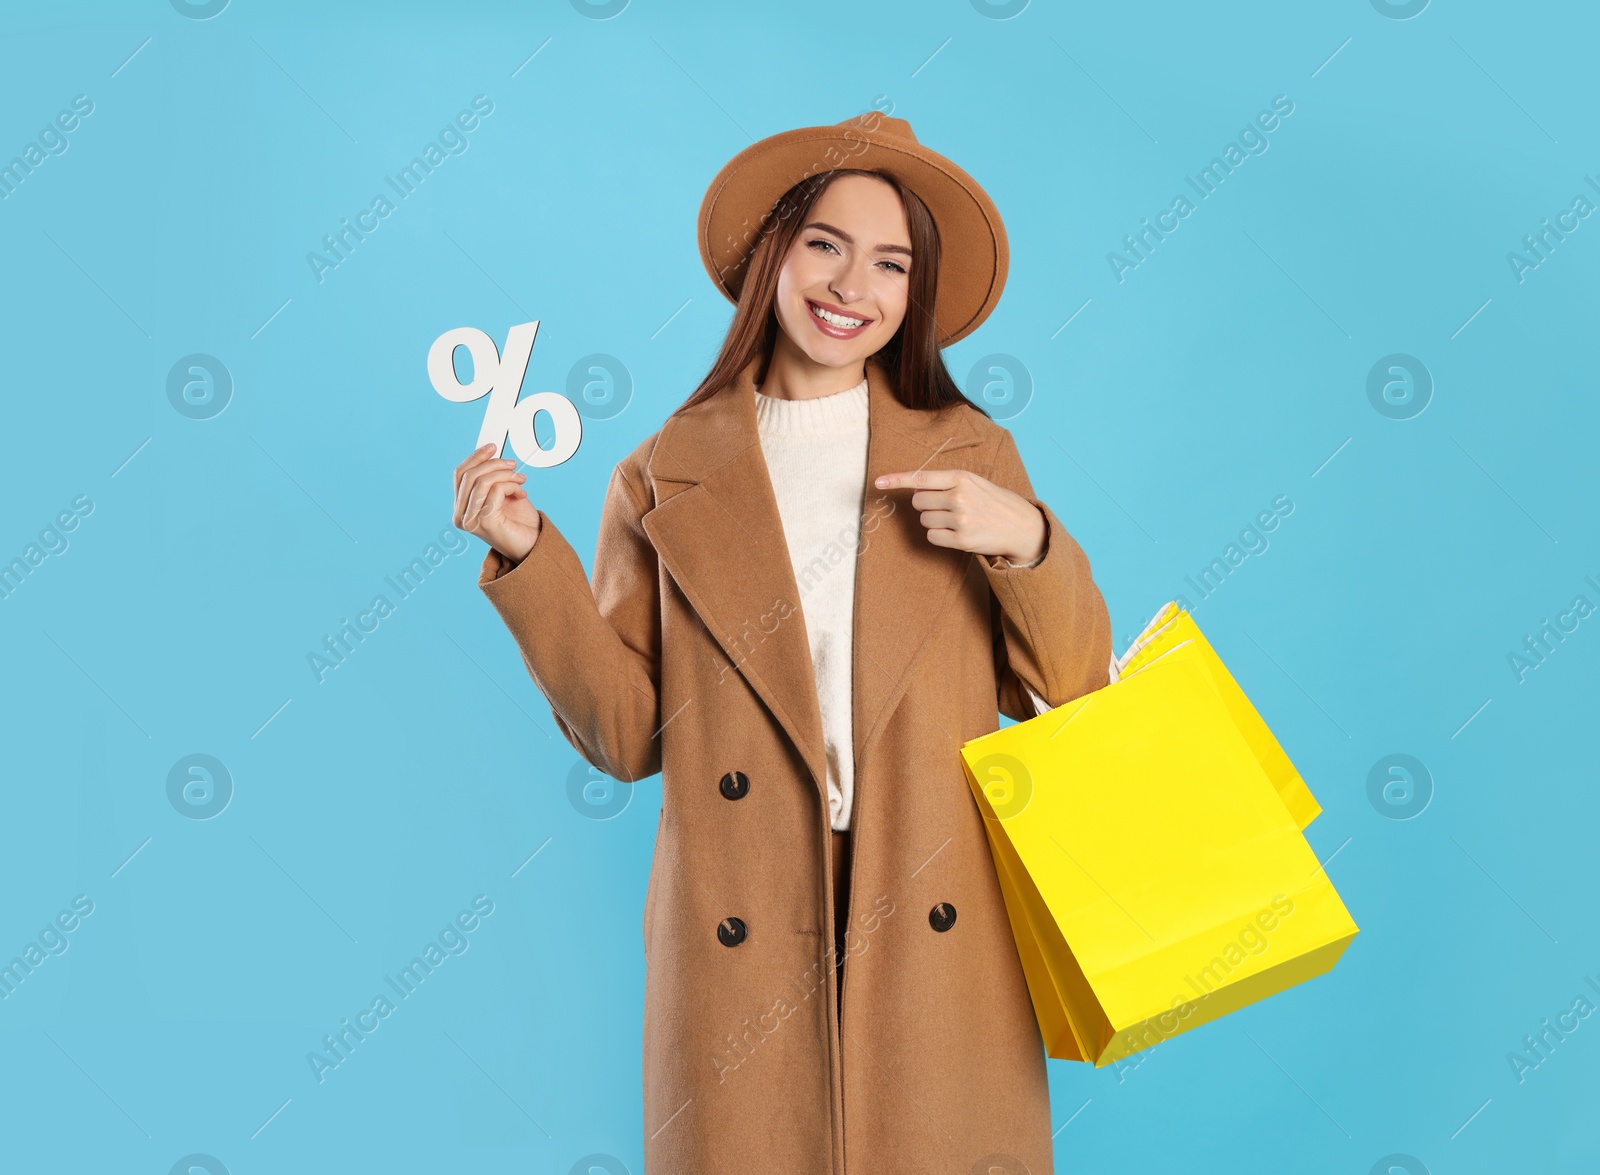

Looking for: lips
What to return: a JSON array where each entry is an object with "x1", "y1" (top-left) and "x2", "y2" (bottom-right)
[{"x1": 805, "y1": 298, "x2": 873, "y2": 339}]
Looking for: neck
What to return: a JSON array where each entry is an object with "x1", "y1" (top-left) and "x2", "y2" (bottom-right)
[{"x1": 759, "y1": 333, "x2": 866, "y2": 402}]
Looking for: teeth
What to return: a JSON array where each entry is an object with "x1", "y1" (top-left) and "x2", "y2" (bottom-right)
[{"x1": 811, "y1": 303, "x2": 866, "y2": 329}]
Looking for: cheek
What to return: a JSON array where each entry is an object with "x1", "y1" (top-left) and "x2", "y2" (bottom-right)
[
  {"x1": 775, "y1": 254, "x2": 816, "y2": 311},
  {"x1": 777, "y1": 244, "x2": 822, "y2": 292},
  {"x1": 774, "y1": 270, "x2": 809, "y2": 331},
  {"x1": 875, "y1": 280, "x2": 909, "y2": 335}
]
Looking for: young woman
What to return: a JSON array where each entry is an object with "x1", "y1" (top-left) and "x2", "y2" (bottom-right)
[{"x1": 453, "y1": 113, "x2": 1111, "y2": 1175}]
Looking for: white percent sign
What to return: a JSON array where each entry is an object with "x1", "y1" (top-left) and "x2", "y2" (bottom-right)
[{"x1": 427, "y1": 319, "x2": 581, "y2": 467}]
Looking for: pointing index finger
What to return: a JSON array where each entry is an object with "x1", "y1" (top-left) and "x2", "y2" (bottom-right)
[{"x1": 875, "y1": 469, "x2": 956, "y2": 489}]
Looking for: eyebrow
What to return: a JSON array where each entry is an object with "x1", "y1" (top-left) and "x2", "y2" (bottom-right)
[{"x1": 804, "y1": 221, "x2": 913, "y2": 257}]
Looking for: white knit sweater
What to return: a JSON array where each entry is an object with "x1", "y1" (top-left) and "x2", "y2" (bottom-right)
[{"x1": 754, "y1": 377, "x2": 1047, "y2": 831}]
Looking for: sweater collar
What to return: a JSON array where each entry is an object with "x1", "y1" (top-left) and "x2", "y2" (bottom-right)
[{"x1": 753, "y1": 376, "x2": 868, "y2": 438}]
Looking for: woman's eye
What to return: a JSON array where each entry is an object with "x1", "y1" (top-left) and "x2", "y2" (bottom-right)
[{"x1": 807, "y1": 238, "x2": 903, "y2": 274}]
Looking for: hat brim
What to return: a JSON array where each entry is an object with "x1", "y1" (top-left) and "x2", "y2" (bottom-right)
[{"x1": 697, "y1": 125, "x2": 1008, "y2": 347}]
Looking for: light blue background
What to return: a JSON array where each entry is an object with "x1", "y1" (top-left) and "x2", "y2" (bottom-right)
[{"x1": 2, "y1": 1, "x2": 1595, "y2": 1172}]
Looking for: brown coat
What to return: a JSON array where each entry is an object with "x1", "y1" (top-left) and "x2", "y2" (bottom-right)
[{"x1": 477, "y1": 354, "x2": 1112, "y2": 1173}]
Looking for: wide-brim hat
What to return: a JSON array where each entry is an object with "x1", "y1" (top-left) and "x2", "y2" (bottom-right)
[{"x1": 696, "y1": 112, "x2": 1008, "y2": 346}]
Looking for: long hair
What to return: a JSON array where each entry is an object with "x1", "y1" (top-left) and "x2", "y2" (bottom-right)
[{"x1": 672, "y1": 168, "x2": 991, "y2": 420}]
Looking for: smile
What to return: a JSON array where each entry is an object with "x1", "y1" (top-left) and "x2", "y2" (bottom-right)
[{"x1": 806, "y1": 299, "x2": 872, "y2": 338}]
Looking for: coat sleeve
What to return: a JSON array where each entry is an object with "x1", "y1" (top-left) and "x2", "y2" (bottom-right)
[
  {"x1": 979, "y1": 427, "x2": 1113, "y2": 721},
  {"x1": 477, "y1": 459, "x2": 663, "y2": 783}
]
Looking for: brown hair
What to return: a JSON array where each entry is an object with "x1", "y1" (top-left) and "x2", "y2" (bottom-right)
[{"x1": 672, "y1": 168, "x2": 991, "y2": 420}]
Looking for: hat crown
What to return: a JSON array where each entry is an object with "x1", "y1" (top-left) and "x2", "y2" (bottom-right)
[{"x1": 837, "y1": 111, "x2": 917, "y2": 144}]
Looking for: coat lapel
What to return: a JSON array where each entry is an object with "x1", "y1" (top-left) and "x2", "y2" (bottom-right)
[{"x1": 642, "y1": 353, "x2": 987, "y2": 807}]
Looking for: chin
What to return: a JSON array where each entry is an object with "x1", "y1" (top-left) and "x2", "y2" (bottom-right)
[{"x1": 804, "y1": 341, "x2": 876, "y2": 369}]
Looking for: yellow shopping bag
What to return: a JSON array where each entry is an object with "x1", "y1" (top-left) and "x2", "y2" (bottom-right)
[{"x1": 962, "y1": 607, "x2": 1358, "y2": 1065}]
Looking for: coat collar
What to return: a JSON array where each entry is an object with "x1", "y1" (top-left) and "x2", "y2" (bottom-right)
[{"x1": 641, "y1": 353, "x2": 989, "y2": 808}]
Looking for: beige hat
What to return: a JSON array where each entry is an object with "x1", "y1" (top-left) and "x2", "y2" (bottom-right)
[{"x1": 696, "y1": 112, "x2": 1009, "y2": 345}]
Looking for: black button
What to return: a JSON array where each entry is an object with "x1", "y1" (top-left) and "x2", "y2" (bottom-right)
[
  {"x1": 717, "y1": 916, "x2": 747, "y2": 946},
  {"x1": 719, "y1": 771, "x2": 750, "y2": 800},
  {"x1": 929, "y1": 903, "x2": 957, "y2": 932}
]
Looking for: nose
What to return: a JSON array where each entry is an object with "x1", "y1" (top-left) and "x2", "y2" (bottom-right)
[{"x1": 828, "y1": 252, "x2": 873, "y2": 308}]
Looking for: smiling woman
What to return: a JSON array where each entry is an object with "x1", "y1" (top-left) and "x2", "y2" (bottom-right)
[{"x1": 456, "y1": 111, "x2": 1112, "y2": 1174}]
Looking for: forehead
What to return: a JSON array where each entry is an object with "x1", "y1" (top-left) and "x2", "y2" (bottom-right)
[{"x1": 812, "y1": 174, "x2": 911, "y2": 242}]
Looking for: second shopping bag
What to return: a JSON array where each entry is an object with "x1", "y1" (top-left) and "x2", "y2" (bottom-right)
[{"x1": 961, "y1": 616, "x2": 1359, "y2": 1065}]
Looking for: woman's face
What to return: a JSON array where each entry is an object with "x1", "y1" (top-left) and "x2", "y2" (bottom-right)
[{"x1": 773, "y1": 174, "x2": 913, "y2": 370}]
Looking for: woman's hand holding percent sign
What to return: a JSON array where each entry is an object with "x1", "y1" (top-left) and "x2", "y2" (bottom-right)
[
  {"x1": 428, "y1": 319, "x2": 582, "y2": 468},
  {"x1": 453, "y1": 443, "x2": 540, "y2": 565},
  {"x1": 433, "y1": 319, "x2": 580, "y2": 565}
]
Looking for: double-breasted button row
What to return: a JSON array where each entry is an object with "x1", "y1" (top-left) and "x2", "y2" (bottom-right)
[
  {"x1": 717, "y1": 770, "x2": 955, "y2": 939},
  {"x1": 717, "y1": 771, "x2": 751, "y2": 944}
]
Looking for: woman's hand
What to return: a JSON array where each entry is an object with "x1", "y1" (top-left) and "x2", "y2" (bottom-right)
[
  {"x1": 454, "y1": 443, "x2": 541, "y2": 564},
  {"x1": 874, "y1": 468, "x2": 1046, "y2": 564}
]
